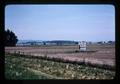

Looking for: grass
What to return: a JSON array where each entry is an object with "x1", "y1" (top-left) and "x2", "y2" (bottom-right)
[
  {"x1": 5, "y1": 54, "x2": 115, "y2": 79},
  {"x1": 5, "y1": 56, "x2": 50, "y2": 79}
]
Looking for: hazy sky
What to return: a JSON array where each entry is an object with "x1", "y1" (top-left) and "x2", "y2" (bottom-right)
[{"x1": 5, "y1": 5, "x2": 115, "y2": 42}]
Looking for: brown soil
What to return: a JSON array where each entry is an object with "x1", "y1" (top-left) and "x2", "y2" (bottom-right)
[{"x1": 5, "y1": 44, "x2": 115, "y2": 68}]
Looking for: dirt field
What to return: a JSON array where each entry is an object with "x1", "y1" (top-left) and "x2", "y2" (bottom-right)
[{"x1": 5, "y1": 44, "x2": 115, "y2": 69}]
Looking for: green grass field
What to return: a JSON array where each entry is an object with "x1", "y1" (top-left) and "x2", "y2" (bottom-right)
[{"x1": 5, "y1": 54, "x2": 115, "y2": 79}]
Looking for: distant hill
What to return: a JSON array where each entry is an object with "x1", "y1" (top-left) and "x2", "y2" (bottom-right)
[
  {"x1": 17, "y1": 40, "x2": 43, "y2": 43},
  {"x1": 17, "y1": 40, "x2": 78, "y2": 46}
]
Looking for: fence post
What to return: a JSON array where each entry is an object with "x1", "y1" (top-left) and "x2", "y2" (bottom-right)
[
  {"x1": 22, "y1": 52, "x2": 24, "y2": 55},
  {"x1": 18, "y1": 51, "x2": 20, "y2": 56}
]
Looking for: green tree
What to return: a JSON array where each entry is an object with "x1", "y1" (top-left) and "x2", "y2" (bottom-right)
[{"x1": 5, "y1": 29, "x2": 18, "y2": 46}]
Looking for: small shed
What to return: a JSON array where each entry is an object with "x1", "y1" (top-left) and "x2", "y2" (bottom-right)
[{"x1": 78, "y1": 41, "x2": 87, "y2": 51}]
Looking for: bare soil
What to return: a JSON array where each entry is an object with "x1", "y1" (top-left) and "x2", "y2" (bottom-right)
[{"x1": 5, "y1": 44, "x2": 115, "y2": 68}]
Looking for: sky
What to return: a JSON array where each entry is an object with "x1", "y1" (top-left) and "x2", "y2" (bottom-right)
[{"x1": 5, "y1": 5, "x2": 115, "y2": 42}]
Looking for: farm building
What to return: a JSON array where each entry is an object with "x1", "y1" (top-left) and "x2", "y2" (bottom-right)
[{"x1": 78, "y1": 41, "x2": 87, "y2": 51}]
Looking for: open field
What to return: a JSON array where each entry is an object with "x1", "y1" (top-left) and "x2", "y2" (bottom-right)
[
  {"x1": 5, "y1": 54, "x2": 115, "y2": 79},
  {"x1": 5, "y1": 44, "x2": 115, "y2": 79},
  {"x1": 5, "y1": 44, "x2": 115, "y2": 69}
]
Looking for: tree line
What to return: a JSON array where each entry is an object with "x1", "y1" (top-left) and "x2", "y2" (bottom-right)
[{"x1": 5, "y1": 29, "x2": 18, "y2": 46}]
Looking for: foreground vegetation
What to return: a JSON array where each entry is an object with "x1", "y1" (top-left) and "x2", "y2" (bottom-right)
[{"x1": 5, "y1": 54, "x2": 115, "y2": 79}]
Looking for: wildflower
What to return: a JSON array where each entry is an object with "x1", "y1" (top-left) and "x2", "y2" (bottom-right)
[
  {"x1": 66, "y1": 64, "x2": 69, "y2": 69},
  {"x1": 15, "y1": 72, "x2": 19, "y2": 76},
  {"x1": 10, "y1": 65, "x2": 13, "y2": 68}
]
